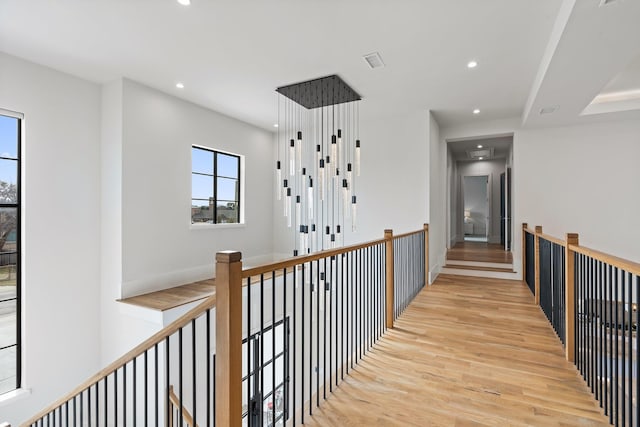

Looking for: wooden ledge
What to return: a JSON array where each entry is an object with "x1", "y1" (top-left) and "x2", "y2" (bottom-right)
[{"x1": 118, "y1": 279, "x2": 216, "y2": 312}]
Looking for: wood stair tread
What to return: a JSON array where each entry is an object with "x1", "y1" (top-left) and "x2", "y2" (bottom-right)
[{"x1": 444, "y1": 264, "x2": 516, "y2": 273}]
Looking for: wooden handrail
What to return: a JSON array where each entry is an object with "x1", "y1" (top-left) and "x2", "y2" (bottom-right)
[
  {"x1": 570, "y1": 244, "x2": 640, "y2": 276},
  {"x1": 168, "y1": 385, "x2": 198, "y2": 427},
  {"x1": 23, "y1": 293, "x2": 218, "y2": 426},
  {"x1": 536, "y1": 232, "x2": 566, "y2": 247},
  {"x1": 241, "y1": 236, "x2": 387, "y2": 278},
  {"x1": 392, "y1": 229, "x2": 424, "y2": 240}
]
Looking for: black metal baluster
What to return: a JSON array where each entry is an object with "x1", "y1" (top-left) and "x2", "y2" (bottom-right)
[
  {"x1": 87, "y1": 385, "x2": 90, "y2": 426},
  {"x1": 192, "y1": 318, "x2": 196, "y2": 427},
  {"x1": 154, "y1": 343, "x2": 159, "y2": 427},
  {"x1": 308, "y1": 263, "x2": 313, "y2": 417},
  {"x1": 359, "y1": 248, "x2": 363, "y2": 361},
  {"x1": 323, "y1": 257, "x2": 327, "y2": 400},
  {"x1": 628, "y1": 271, "x2": 633, "y2": 426},
  {"x1": 615, "y1": 266, "x2": 619, "y2": 426},
  {"x1": 341, "y1": 252, "x2": 345, "y2": 382},
  {"x1": 115, "y1": 368, "x2": 118, "y2": 425},
  {"x1": 350, "y1": 250, "x2": 354, "y2": 370},
  {"x1": 247, "y1": 274, "x2": 253, "y2": 425},
  {"x1": 104, "y1": 375, "x2": 107, "y2": 426},
  {"x1": 165, "y1": 337, "x2": 170, "y2": 427},
  {"x1": 260, "y1": 273, "x2": 265, "y2": 427},
  {"x1": 293, "y1": 266, "x2": 297, "y2": 426},
  {"x1": 213, "y1": 354, "x2": 217, "y2": 427},
  {"x1": 283, "y1": 267, "x2": 288, "y2": 422},
  {"x1": 301, "y1": 265, "x2": 305, "y2": 425},
  {"x1": 274, "y1": 270, "x2": 280, "y2": 423},
  {"x1": 206, "y1": 309, "x2": 211, "y2": 427},
  {"x1": 636, "y1": 274, "x2": 639, "y2": 427},
  {"x1": 603, "y1": 261, "x2": 608, "y2": 416},
  {"x1": 330, "y1": 256, "x2": 334, "y2": 392},
  {"x1": 179, "y1": 328, "x2": 183, "y2": 427},
  {"x1": 316, "y1": 260, "x2": 320, "y2": 408},
  {"x1": 622, "y1": 268, "x2": 627, "y2": 427},
  {"x1": 593, "y1": 262, "x2": 602, "y2": 407},
  {"x1": 123, "y1": 362, "x2": 127, "y2": 427},
  {"x1": 609, "y1": 264, "x2": 614, "y2": 424}
]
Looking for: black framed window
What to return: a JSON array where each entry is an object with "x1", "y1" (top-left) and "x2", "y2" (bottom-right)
[
  {"x1": 191, "y1": 147, "x2": 241, "y2": 224},
  {"x1": 0, "y1": 111, "x2": 21, "y2": 395}
]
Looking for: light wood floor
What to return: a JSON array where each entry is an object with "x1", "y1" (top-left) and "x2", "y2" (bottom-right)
[
  {"x1": 447, "y1": 242, "x2": 513, "y2": 264},
  {"x1": 303, "y1": 274, "x2": 608, "y2": 426}
]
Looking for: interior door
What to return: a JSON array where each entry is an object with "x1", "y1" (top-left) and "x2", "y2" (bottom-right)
[
  {"x1": 506, "y1": 167, "x2": 512, "y2": 251},
  {"x1": 500, "y1": 173, "x2": 505, "y2": 246}
]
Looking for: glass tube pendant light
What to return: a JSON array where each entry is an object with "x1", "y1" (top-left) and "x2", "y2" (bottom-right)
[{"x1": 275, "y1": 75, "x2": 363, "y2": 256}]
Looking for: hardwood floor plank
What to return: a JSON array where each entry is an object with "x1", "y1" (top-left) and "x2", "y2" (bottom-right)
[
  {"x1": 447, "y1": 242, "x2": 513, "y2": 264},
  {"x1": 303, "y1": 274, "x2": 608, "y2": 426}
]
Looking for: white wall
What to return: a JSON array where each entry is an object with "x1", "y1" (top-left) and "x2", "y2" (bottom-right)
[
  {"x1": 120, "y1": 79, "x2": 274, "y2": 297},
  {"x1": 457, "y1": 159, "x2": 506, "y2": 243},
  {"x1": 0, "y1": 52, "x2": 101, "y2": 425},
  {"x1": 428, "y1": 112, "x2": 446, "y2": 282},
  {"x1": 97, "y1": 79, "x2": 276, "y2": 364},
  {"x1": 514, "y1": 119, "x2": 640, "y2": 263}
]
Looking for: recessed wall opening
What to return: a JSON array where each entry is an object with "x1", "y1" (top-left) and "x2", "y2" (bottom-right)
[{"x1": 445, "y1": 134, "x2": 514, "y2": 271}]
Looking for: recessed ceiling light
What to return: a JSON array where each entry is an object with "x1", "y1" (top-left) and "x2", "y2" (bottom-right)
[
  {"x1": 473, "y1": 109, "x2": 480, "y2": 114},
  {"x1": 273, "y1": 124, "x2": 279, "y2": 128},
  {"x1": 177, "y1": 0, "x2": 191, "y2": 5},
  {"x1": 176, "y1": 82, "x2": 185, "y2": 89},
  {"x1": 478, "y1": 157, "x2": 484, "y2": 160},
  {"x1": 477, "y1": 145, "x2": 483, "y2": 149},
  {"x1": 467, "y1": 60, "x2": 478, "y2": 69}
]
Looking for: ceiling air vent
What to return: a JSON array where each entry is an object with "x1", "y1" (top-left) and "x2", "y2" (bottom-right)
[
  {"x1": 467, "y1": 148, "x2": 493, "y2": 159},
  {"x1": 539, "y1": 106, "x2": 558, "y2": 115},
  {"x1": 363, "y1": 52, "x2": 385, "y2": 69}
]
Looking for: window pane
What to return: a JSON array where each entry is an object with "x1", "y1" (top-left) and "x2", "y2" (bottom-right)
[
  {"x1": 0, "y1": 299, "x2": 16, "y2": 349},
  {"x1": 0, "y1": 116, "x2": 18, "y2": 160},
  {"x1": 0, "y1": 160, "x2": 17, "y2": 203},
  {"x1": 191, "y1": 200, "x2": 213, "y2": 223},
  {"x1": 216, "y1": 202, "x2": 238, "y2": 224},
  {"x1": 217, "y1": 177, "x2": 239, "y2": 201},
  {"x1": 217, "y1": 153, "x2": 238, "y2": 179},
  {"x1": 192, "y1": 147, "x2": 213, "y2": 175},
  {"x1": 0, "y1": 208, "x2": 17, "y2": 256},
  {"x1": 192, "y1": 174, "x2": 213, "y2": 201},
  {"x1": 0, "y1": 345, "x2": 17, "y2": 395}
]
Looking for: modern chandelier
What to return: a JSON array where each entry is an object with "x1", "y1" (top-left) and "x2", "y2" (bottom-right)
[{"x1": 275, "y1": 75, "x2": 362, "y2": 256}]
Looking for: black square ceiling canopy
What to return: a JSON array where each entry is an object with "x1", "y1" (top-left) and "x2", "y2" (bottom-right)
[{"x1": 276, "y1": 75, "x2": 361, "y2": 109}]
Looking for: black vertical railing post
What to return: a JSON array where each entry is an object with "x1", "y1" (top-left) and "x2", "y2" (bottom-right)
[
  {"x1": 215, "y1": 251, "x2": 243, "y2": 427},
  {"x1": 565, "y1": 233, "x2": 578, "y2": 362},
  {"x1": 384, "y1": 229, "x2": 394, "y2": 329},
  {"x1": 535, "y1": 226, "x2": 542, "y2": 306},
  {"x1": 424, "y1": 224, "x2": 429, "y2": 287}
]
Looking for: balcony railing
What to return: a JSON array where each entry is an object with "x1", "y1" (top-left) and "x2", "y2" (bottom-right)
[{"x1": 523, "y1": 223, "x2": 640, "y2": 426}]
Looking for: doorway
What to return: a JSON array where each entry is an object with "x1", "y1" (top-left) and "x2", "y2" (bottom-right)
[
  {"x1": 445, "y1": 135, "x2": 514, "y2": 269},
  {"x1": 462, "y1": 175, "x2": 489, "y2": 243}
]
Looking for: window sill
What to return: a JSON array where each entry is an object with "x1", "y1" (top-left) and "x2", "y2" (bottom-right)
[
  {"x1": 190, "y1": 223, "x2": 246, "y2": 231},
  {"x1": 0, "y1": 388, "x2": 31, "y2": 407}
]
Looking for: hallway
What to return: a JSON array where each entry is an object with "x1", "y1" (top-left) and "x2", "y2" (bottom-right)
[{"x1": 304, "y1": 275, "x2": 608, "y2": 426}]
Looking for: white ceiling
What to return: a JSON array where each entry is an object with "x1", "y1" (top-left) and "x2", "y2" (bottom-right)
[{"x1": 0, "y1": 0, "x2": 638, "y2": 131}]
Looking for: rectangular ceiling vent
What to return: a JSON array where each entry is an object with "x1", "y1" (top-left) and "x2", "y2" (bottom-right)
[
  {"x1": 468, "y1": 149, "x2": 492, "y2": 159},
  {"x1": 363, "y1": 52, "x2": 385, "y2": 69}
]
